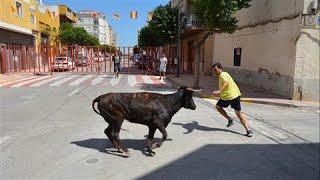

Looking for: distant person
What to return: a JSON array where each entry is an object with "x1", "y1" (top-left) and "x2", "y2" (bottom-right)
[
  {"x1": 212, "y1": 63, "x2": 253, "y2": 137},
  {"x1": 112, "y1": 51, "x2": 121, "y2": 78},
  {"x1": 159, "y1": 54, "x2": 168, "y2": 80}
]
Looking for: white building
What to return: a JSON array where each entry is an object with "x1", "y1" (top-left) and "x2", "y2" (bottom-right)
[
  {"x1": 112, "y1": 32, "x2": 118, "y2": 47},
  {"x1": 75, "y1": 10, "x2": 109, "y2": 45}
]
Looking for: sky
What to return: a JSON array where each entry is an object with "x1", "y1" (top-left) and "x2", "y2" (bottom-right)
[{"x1": 43, "y1": 0, "x2": 170, "y2": 46}]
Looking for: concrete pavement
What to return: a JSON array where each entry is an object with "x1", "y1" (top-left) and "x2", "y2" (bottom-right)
[{"x1": 166, "y1": 74, "x2": 320, "y2": 109}]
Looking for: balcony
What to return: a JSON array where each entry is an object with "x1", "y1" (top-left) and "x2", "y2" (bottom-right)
[{"x1": 180, "y1": 14, "x2": 203, "y2": 38}]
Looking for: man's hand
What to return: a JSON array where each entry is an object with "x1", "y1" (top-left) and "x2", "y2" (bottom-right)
[{"x1": 212, "y1": 90, "x2": 220, "y2": 96}]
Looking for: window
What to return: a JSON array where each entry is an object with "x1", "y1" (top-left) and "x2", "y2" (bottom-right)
[
  {"x1": 30, "y1": 15, "x2": 35, "y2": 24},
  {"x1": 233, "y1": 48, "x2": 242, "y2": 66},
  {"x1": 94, "y1": 20, "x2": 98, "y2": 25},
  {"x1": 16, "y1": 1, "x2": 23, "y2": 17}
]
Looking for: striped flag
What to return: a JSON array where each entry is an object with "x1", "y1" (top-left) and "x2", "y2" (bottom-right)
[
  {"x1": 112, "y1": 13, "x2": 120, "y2": 20},
  {"x1": 130, "y1": 11, "x2": 137, "y2": 19},
  {"x1": 148, "y1": 12, "x2": 154, "y2": 21}
]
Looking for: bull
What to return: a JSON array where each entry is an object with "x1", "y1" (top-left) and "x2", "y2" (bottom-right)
[{"x1": 92, "y1": 86, "x2": 199, "y2": 156}]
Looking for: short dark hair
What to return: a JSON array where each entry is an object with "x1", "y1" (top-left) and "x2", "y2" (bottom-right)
[{"x1": 212, "y1": 63, "x2": 223, "y2": 69}]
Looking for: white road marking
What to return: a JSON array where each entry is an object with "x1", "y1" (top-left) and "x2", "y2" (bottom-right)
[
  {"x1": 30, "y1": 76, "x2": 65, "y2": 87},
  {"x1": 0, "y1": 76, "x2": 38, "y2": 87},
  {"x1": 68, "y1": 88, "x2": 79, "y2": 96},
  {"x1": 0, "y1": 136, "x2": 11, "y2": 145},
  {"x1": 91, "y1": 75, "x2": 106, "y2": 86},
  {"x1": 68, "y1": 75, "x2": 93, "y2": 86},
  {"x1": 49, "y1": 75, "x2": 79, "y2": 86},
  {"x1": 142, "y1": 75, "x2": 153, "y2": 84},
  {"x1": 10, "y1": 76, "x2": 51, "y2": 87},
  {"x1": 128, "y1": 75, "x2": 136, "y2": 86},
  {"x1": 110, "y1": 75, "x2": 121, "y2": 86}
]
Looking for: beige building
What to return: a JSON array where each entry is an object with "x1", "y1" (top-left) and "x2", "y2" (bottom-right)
[
  {"x1": 213, "y1": 0, "x2": 319, "y2": 100},
  {"x1": 172, "y1": 0, "x2": 319, "y2": 101}
]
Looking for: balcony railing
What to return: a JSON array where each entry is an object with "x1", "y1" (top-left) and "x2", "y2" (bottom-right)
[{"x1": 182, "y1": 14, "x2": 201, "y2": 29}]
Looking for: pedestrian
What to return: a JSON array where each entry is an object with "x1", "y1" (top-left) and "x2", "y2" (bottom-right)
[
  {"x1": 159, "y1": 53, "x2": 168, "y2": 80},
  {"x1": 112, "y1": 51, "x2": 121, "y2": 78},
  {"x1": 212, "y1": 63, "x2": 253, "y2": 137}
]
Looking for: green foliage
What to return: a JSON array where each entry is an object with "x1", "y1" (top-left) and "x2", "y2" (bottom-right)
[
  {"x1": 192, "y1": 0, "x2": 251, "y2": 33},
  {"x1": 58, "y1": 23, "x2": 100, "y2": 46},
  {"x1": 138, "y1": 3, "x2": 178, "y2": 47},
  {"x1": 99, "y1": 45, "x2": 117, "y2": 53}
]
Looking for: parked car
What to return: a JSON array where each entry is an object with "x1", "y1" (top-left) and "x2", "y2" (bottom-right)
[
  {"x1": 75, "y1": 56, "x2": 87, "y2": 67},
  {"x1": 52, "y1": 57, "x2": 75, "y2": 71},
  {"x1": 137, "y1": 54, "x2": 153, "y2": 70}
]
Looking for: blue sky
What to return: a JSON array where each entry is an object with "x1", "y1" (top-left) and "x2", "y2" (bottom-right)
[{"x1": 43, "y1": 0, "x2": 170, "y2": 46}]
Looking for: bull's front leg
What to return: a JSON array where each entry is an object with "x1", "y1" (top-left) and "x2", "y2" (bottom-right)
[{"x1": 145, "y1": 126, "x2": 156, "y2": 156}]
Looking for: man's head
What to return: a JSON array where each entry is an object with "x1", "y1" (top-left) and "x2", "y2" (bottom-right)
[
  {"x1": 212, "y1": 63, "x2": 223, "y2": 76},
  {"x1": 162, "y1": 53, "x2": 165, "y2": 57}
]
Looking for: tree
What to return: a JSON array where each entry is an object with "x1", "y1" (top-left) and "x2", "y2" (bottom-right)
[
  {"x1": 191, "y1": 0, "x2": 251, "y2": 88},
  {"x1": 138, "y1": 3, "x2": 178, "y2": 47},
  {"x1": 58, "y1": 23, "x2": 99, "y2": 46}
]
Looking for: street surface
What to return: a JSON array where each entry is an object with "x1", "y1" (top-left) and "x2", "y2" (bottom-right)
[{"x1": 0, "y1": 73, "x2": 319, "y2": 179}]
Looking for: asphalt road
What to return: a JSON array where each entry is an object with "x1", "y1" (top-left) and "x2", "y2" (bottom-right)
[{"x1": 0, "y1": 74, "x2": 319, "y2": 180}]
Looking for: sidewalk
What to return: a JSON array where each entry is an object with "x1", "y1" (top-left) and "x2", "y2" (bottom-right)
[{"x1": 167, "y1": 74, "x2": 320, "y2": 109}]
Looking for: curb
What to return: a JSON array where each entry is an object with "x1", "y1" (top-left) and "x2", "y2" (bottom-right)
[{"x1": 199, "y1": 94, "x2": 299, "y2": 108}]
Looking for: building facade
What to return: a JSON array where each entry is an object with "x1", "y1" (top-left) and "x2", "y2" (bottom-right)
[
  {"x1": 0, "y1": 0, "x2": 38, "y2": 45},
  {"x1": 75, "y1": 10, "x2": 109, "y2": 45},
  {"x1": 172, "y1": 0, "x2": 319, "y2": 101},
  {"x1": 213, "y1": 0, "x2": 319, "y2": 100}
]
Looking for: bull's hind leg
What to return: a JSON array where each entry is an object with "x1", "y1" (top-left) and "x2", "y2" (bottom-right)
[
  {"x1": 154, "y1": 121, "x2": 168, "y2": 148},
  {"x1": 112, "y1": 120, "x2": 129, "y2": 155},
  {"x1": 104, "y1": 124, "x2": 121, "y2": 150}
]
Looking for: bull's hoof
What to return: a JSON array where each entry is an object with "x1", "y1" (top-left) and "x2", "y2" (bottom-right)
[
  {"x1": 151, "y1": 143, "x2": 162, "y2": 149},
  {"x1": 124, "y1": 151, "x2": 131, "y2": 156},
  {"x1": 117, "y1": 148, "x2": 124, "y2": 153},
  {"x1": 145, "y1": 149, "x2": 156, "y2": 157}
]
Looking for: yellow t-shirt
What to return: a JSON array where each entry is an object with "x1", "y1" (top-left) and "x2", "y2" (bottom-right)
[{"x1": 219, "y1": 72, "x2": 241, "y2": 100}]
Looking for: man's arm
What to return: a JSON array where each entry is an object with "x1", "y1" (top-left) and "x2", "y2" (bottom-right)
[{"x1": 213, "y1": 80, "x2": 228, "y2": 96}]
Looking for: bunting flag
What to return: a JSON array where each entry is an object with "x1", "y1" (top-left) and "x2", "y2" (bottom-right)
[
  {"x1": 90, "y1": 12, "x2": 97, "y2": 17},
  {"x1": 11, "y1": 5, "x2": 17, "y2": 13},
  {"x1": 112, "y1": 13, "x2": 120, "y2": 20},
  {"x1": 148, "y1": 12, "x2": 154, "y2": 21},
  {"x1": 130, "y1": 11, "x2": 137, "y2": 19}
]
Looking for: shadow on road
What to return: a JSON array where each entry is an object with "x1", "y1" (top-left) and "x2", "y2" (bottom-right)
[
  {"x1": 70, "y1": 137, "x2": 172, "y2": 158},
  {"x1": 172, "y1": 121, "x2": 244, "y2": 136},
  {"x1": 136, "y1": 143, "x2": 320, "y2": 180}
]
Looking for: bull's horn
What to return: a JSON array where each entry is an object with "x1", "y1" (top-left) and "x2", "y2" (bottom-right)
[{"x1": 187, "y1": 87, "x2": 202, "y2": 92}]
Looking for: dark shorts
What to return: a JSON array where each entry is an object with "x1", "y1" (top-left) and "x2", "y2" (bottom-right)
[
  {"x1": 114, "y1": 63, "x2": 121, "y2": 72},
  {"x1": 216, "y1": 96, "x2": 241, "y2": 111}
]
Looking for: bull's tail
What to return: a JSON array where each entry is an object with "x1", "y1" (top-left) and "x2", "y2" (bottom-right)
[{"x1": 92, "y1": 96, "x2": 102, "y2": 115}]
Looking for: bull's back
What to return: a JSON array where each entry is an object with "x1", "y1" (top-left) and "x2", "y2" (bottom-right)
[{"x1": 98, "y1": 92, "x2": 168, "y2": 123}]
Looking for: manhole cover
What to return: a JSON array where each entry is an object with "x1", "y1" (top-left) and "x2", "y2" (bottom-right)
[{"x1": 86, "y1": 158, "x2": 99, "y2": 164}]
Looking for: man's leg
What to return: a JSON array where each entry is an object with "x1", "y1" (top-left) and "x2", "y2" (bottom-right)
[
  {"x1": 235, "y1": 110, "x2": 249, "y2": 130},
  {"x1": 215, "y1": 105, "x2": 235, "y2": 127},
  {"x1": 235, "y1": 110, "x2": 252, "y2": 137}
]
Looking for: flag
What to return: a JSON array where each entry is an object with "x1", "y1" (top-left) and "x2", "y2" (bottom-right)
[
  {"x1": 90, "y1": 12, "x2": 97, "y2": 17},
  {"x1": 112, "y1": 13, "x2": 120, "y2": 20},
  {"x1": 130, "y1": 11, "x2": 137, "y2": 19},
  {"x1": 11, "y1": 6, "x2": 17, "y2": 12},
  {"x1": 148, "y1": 12, "x2": 154, "y2": 21}
]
